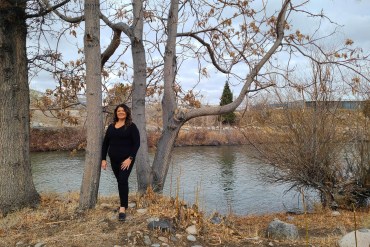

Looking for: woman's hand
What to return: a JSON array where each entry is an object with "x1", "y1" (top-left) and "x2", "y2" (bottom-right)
[
  {"x1": 121, "y1": 158, "x2": 132, "y2": 170},
  {"x1": 101, "y1": 160, "x2": 107, "y2": 170}
]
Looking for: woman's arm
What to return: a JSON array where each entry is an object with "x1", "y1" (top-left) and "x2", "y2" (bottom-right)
[
  {"x1": 129, "y1": 123, "x2": 141, "y2": 159},
  {"x1": 101, "y1": 124, "x2": 112, "y2": 161}
]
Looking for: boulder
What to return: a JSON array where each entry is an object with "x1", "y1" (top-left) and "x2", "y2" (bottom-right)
[
  {"x1": 266, "y1": 218, "x2": 298, "y2": 240},
  {"x1": 147, "y1": 218, "x2": 174, "y2": 233},
  {"x1": 338, "y1": 229, "x2": 370, "y2": 247}
]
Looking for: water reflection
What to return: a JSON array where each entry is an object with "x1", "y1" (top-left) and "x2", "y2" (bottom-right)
[
  {"x1": 218, "y1": 148, "x2": 236, "y2": 192},
  {"x1": 31, "y1": 146, "x2": 311, "y2": 215}
]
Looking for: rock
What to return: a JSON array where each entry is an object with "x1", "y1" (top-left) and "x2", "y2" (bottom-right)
[
  {"x1": 187, "y1": 235, "x2": 197, "y2": 242},
  {"x1": 100, "y1": 203, "x2": 112, "y2": 209},
  {"x1": 144, "y1": 235, "x2": 151, "y2": 246},
  {"x1": 16, "y1": 241, "x2": 24, "y2": 247},
  {"x1": 175, "y1": 233, "x2": 183, "y2": 239},
  {"x1": 334, "y1": 225, "x2": 347, "y2": 235},
  {"x1": 147, "y1": 217, "x2": 159, "y2": 223},
  {"x1": 147, "y1": 219, "x2": 174, "y2": 233},
  {"x1": 150, "y1": 244, "x2": 160, "y2": 247},
  {"x1": 266, "y1": 218, "x2": 299, "y2": 240},
  {"x1": 137, "y1": 208, "x2": 148, "y2": 214},
  {"x1": 338, "y1": 229, "x2": 370, "y2": 247},
  {"x1": 34, "y1": 243, "x2": 46, "y2": 247},
  {"x1": 170, "y1": 235, "x2": 178, "y2": 242},
  {"x1": 128, "y1": 202, "x2": 136, "y2": 208},
  {"x1": 186, "y1": 225, "x2": 197, "y2": 235},
  {"x1": 113, "y1": 245, "x2": 121, "y2": 247},
  {"x1": 191, "y1": 245, "x2": 203, "y2": 247},
  {"x1": 268, "y1": 242, "x2": 274, "y2": 246},
  {"x1": 210, "y1": 215, "x2": 222, "y2": 225},
  {"x1": 158, "y1": 236, "x2": 168, "y2": 243},
  {"x1": 331, "y1": 211, "x2": 341, "y2": 216}
]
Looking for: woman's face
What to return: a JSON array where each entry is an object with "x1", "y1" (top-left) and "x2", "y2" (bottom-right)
[{"x1": 116, "y1": 107, "x2": 127, "y2": 120}]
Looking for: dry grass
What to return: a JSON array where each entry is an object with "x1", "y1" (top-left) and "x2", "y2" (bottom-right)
[
  {"x1": 1, "y1": 190, "x2": 369, "y2": 247},
  {"x1": 30, "y1": 127, "x2": 251, "y2": 151}
]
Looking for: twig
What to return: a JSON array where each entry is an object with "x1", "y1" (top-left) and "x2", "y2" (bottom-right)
[{"x1": 46, "y1": 220, "x2": 70, "y2": 225}]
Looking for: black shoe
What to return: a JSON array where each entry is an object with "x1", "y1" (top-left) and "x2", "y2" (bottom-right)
[{"x1": 118, "y1": 212, "x2": 126, "y2": 221}]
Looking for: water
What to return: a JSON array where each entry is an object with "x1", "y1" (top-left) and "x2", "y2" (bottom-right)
[{"x1": 31, "y1": 145, "x2": 313, "y2": 215}]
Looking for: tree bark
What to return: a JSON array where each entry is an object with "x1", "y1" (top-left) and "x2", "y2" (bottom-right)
[
  {"x1": 0, "y1": 1, "x2": 40, "y2": 215},
  {"x1": 151, "y1": 0, "x2": 181, "y2": 192},
  {"x1": 79, "y1": 0, "x2": 103, "y2": 209},
  {"x1": 131, "y1": 0, "x2": 152, "y2": 193},
  {"x1": 152, "y1": 125, "x2": 181, "y2": 192}
]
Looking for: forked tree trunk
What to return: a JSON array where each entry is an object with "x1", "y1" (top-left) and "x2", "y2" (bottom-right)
[
  {"x1": 0, "y1": 1, "x2": 39, "y2": 215},
  {"x1": 148, "y1": 0, "x2": 290, "y2": 192},
  {"x1": 151, "y1": 0, "x2": 180, "y2": 192},
  {"x1": 79, "y1": 0, "x2": 103, "y2": 209}
]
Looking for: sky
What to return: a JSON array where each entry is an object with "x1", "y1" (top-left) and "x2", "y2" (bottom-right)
[{"x1": 29, "y1": 0, "x2": 370, "y2": 105}]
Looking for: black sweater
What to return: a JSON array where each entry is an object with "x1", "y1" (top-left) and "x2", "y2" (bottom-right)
[{"x1": 101, "y1": 123, "x2": 140, "y2": 164}]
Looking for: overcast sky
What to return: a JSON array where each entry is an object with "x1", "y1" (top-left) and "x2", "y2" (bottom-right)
[{"x1": 29, "y1": 0, "x2": 370, "y2": 105}]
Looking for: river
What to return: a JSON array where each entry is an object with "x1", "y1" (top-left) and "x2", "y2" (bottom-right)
[{"x1": 31, "y1": 145, "x2": 315, "y2": 215}]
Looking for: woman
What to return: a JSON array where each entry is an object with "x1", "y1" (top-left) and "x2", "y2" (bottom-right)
[{"x1": 101, "y1": 103, "x2": 140, "y2": 221}]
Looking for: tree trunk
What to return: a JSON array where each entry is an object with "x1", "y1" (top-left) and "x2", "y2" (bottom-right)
[
  {"x1": 79, "y1": 0, "x2": 103, "y2": 209},
  {"x1": 132, "y1": 41, "x2": 151, "y2": 193},
  {"x1": 0, "y1": 2, "x2": 40, "y2": 215},
  {"x1": 152, "y1": 124, "x2": 181, "y2": 192},
  {"x1": 149, "y1": 0, "x2": 290, "y2": 192},
  {"x1": 131, "y1": 0, "x2": 152, "y2": 193},
  {"x1": 151, "y1": 0, "x2": 180, "y2": 192}
]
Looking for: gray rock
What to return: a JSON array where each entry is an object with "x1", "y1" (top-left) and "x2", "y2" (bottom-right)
[
  {"x1": 147, "y1": 219, "x2": 174, "y2": 233},
  {"x1": 34, "y1": 243, "x2": 46, "y2": 247},
  {"x1": 144, "y1": 235, "x2": 151, "y2": 246},
  {"x1": 187, "y1": 235, "x2": 197, "y2": 242},
  {"x1": 147, "y1": 217, "x2": 159, "y2": 223},
  {"x1": 338, "y1": 229, "x2": 370, "y2": 247},
  {"x1": 266, "y1": 218, "x2": 299, "y2": 240},
  {"x1": 210, "y1": 215, "x2": 222, "y2": 224},
  {"x1": 170, "y1": 235, "x2": 178, "y2": 242},
  {"x1": 128, "y1": 202, "x2": 136, "y2": 208},
  {"x1": 150, "y1": 244, "x2": 160, "y2": 247},
  {"x1": 16, "y1": 241, "x2": 24, "y2": 247}
]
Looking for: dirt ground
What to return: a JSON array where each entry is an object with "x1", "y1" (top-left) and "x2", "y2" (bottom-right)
[{"x1": 0, "y1": 191, "x2": 368, "y2": 247}]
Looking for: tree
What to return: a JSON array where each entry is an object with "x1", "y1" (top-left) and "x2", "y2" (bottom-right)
[
  {"x1": 0, "y1": 0, "x2": 72, "y2": 214},
  {"x1": 219, "y1": 81, "x2": 236, "y2": 125},
  {"x1": 0, "y1": 0, "x2": 39, "y2": 215},
  {"x1": 38, "y1": 0, "x2": 370, "y2": 198},
  {"x1": 78, "y1": 0, "x2": 103, "y2": 209}
]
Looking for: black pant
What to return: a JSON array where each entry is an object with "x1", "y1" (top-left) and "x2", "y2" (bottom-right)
[{"x1": 111, "y1": 160, "x2": 134, "y2": 208}]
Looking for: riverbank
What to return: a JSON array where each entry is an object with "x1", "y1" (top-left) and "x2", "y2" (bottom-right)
[
  {"x1": 0, "y1": 191, "x2": 368, "y2": 247},
  {"x1": 30, "y1": 127, "x2": 251, "y2": 152}
]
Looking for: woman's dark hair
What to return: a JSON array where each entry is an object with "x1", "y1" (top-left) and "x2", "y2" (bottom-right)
[{"x1": 113, "y1": 103, "x2": 132, "y2": 126}]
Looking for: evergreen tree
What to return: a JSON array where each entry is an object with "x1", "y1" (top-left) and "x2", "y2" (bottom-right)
[{"x1": 219, "y1": 82, "x2": 236, "y2": 124}]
